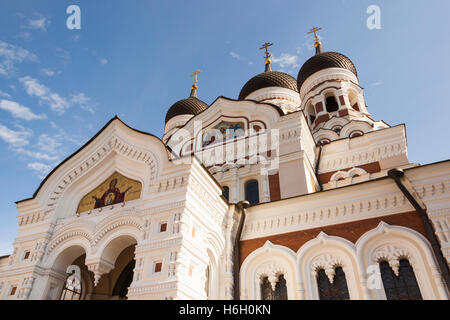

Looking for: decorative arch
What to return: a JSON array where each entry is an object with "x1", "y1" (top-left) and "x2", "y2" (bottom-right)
[
  {"x1": 330, "y1": 168, "x2": 368, "y2": 182},
  {"x1": 45, "y1": 243, "x2": 89, "y2": 273},
  {"x1": 356, "y1": 222, "x2": 449, "y2": 300},
  {"x1": 93, "y1": 219, "x2": 143, "y2": 258},
  {"x1": 313, "y1": 129, "x2": 339, "y2": 145},
  {"x1": 297, "y1": 232, "x2": 364, "y2": 300},
  {"x1": 348, "y1": 167, "x2": 367, "y2": 178},
  {"x1": 54, "y1": 152, "x2": 149, "y2": 219},
  {"x1": 240, "y1": 241, "x2": 297, "y2": 300},
  {"x1": 340, "y1": 121, "x2": 373, "y2": 138},
  {"x1": 45, "y1": 229, "x2": 93, "y2": 263},
  {"x1": 204, "y1": 230, "x2": 225, "y2": 299},
  {"x1": 330, "y1": 171, "x2": 350, "y2": 182}
]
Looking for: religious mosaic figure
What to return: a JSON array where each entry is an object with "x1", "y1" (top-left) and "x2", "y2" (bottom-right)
[
  {"x1": 202, "y1": 121, "x2": 245, "y2": 147},
  {"x1": 92, "y1": 178, "x2": 132, "y2": 208}
]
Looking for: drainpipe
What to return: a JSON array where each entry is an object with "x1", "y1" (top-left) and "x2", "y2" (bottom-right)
[
  {"x1": 233, "y1": 200, "x2": 250, "y2": 300},
  {"x1": 387, "y1": 168, "x2": 450, "y2": 292},
  {"x1": 315, "y1": 145, "x2": 323, "y2": 192}
]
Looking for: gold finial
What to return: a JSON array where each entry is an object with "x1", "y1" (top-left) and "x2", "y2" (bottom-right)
[
  {"x1": 191, "y1": 69, "x2": 201, "y2": 90},
  {"x1": 259, "y1": 42, "x2": 274, "y2": 64},
  {"x1": 307, "y1": 27, "x2": 322, "y2": 43},
  {"x1": 307, "y1": 27, "x2": 323, "y2": 54}
]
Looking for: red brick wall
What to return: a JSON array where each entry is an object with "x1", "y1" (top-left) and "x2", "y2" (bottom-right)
[{"x1": 240, "y1": 211, "x2": 427, "y2": 266}]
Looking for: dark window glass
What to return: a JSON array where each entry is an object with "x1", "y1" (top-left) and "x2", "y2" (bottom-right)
[
  {"x1": 317, "y1": 267, "x2": 350, "y2": 300},
  {"x1": 260, "y1": 275, "x2": 288, "y2": 300},
  {"x1": 245, "y1": 180, "x2": 259, "y2": 205},
  {"x1": 273, "y1": 275, "x2": 288, "y2": 300},
  {"x1": 260, "y1": 277, "x2": 273, "y2": 300},
  {"x1": 326, "y1": 96, "x2": 339, "y2": 112},
  {"x1": 379, "y1": 259, "x2": 422, "y2": 300},
  {"x1": 222, "y1": 186, "x2": 229, "y2": 202}
]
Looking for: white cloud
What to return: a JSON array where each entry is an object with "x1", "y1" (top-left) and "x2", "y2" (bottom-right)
[
  {"x1": 70, "y1": 93, "x2": 96, "y2": 113},
  {"x1": 19, "y1": 76, "x2": 70, "y2": 114},
  {"x1": 55, "y1": 48, "x2": 71, "y2": 65},
  {"x1": 0, "y1": 99, "x2": 47, "y2": 121},
  {"x1": 28, "y1": 16, "x2": 49, "y2": 32},
  {"x1": 100, "y1": 58, "x2": 108, "y2": 65},
  {"x1": 37, "y1": 133, "x2": 61, "y2": 156},
  {"x1": 0, "y1": 90, "x2": 12, "y2": 99},
  {"x1": 0, "y1": 41, "x2": 38, "y2": 77},
  {"x1": 41, "y1": 68, "x2": 56, "y2": 77},
  {"x1": 16, "y1": 31, "x2": 31, "y2": 41},
  {"x1": 15, "y1": 147, "x2": 59, "y2": 162},
  {"x1": 230, "y1": 52, "x2": 240, "y2": 59},
  {"x1": 0, "y1": 123, "x2": 33, "y2": 147},
  {"x1": 372, "y1": 81, "x2": 383, "y2": 87},
  {"x1": 49, "y1": 121, "x2": 86, "y2": 147},
  {"x1": 272, "y1": 53, "x2": 299, "y2": 69},
  {"x1": 27, "y1": 162, "x2": 52, "y2": 178}
]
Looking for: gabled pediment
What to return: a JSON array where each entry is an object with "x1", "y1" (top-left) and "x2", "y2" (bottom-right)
[{"x1": 17, "y1": 117, "x2": 171, "y2": 213}]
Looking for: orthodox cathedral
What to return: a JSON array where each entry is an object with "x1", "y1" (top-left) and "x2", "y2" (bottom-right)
[{"x1": 0, "y1": 28, "x2": 449, "y2": 300}]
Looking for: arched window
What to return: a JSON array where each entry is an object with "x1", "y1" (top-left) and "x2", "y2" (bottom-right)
[
  {"x1": 319, "y1": 139, "x2": 331, "y2": 146},
  {"x1": 331, "y1": 126, "x2": 342, "y2": 135},
  {"x1": 245, "y1": 180, "x2": 259, "y2": 205},
  {"x1": 316, "y1": 267, "x2": 350, "y2": 300},
  {"x1": 260, "y1": 275, "x2": 288, "y2": 300},
  {"x1": 379, "y1": 259, "x2": 422, "y2": 300},
  {"x1": 60, "y1": 271, "x2": 82, "y2": 300},
  {"x1": 325, "y1": 95, "x2": 339, "y2": 113},
  {"x1": 306, "y1": 103, "x2": 316, "y2": 125},
  {"x1": 348, "y1": 90, "x2": 360, "y2": 111},
  {"x1": 222, "y1": 186, "x2": 229, "y2": 202}
]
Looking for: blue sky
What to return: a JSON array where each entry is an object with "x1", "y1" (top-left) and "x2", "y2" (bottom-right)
[{"x1": 0, "y1": 0, "x2": 449, "y2": 255}]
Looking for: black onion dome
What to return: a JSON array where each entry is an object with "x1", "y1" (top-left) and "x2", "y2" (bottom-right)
[
  {"x1": 165, "y1": 96, "x2": 208, "y2": 124},
  {"x1": 238, "y1": 71, "x2": 298, "y2": 100},
  {"x1": 297, "y1": 52, "x2": 358, "y2": 90}
]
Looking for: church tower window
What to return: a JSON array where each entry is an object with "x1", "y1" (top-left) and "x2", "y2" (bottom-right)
[
  {"x1": 316, "y1": 267, "x2": 350, "y2": 300},
  {"x1": 222, "y1": 186, "x2": 230, "y2": 202},
  {"x1": 325, "y1": 95, "x2": 339, "y2": 113},
  {"x1": 245, "y1": 180, "x2": 260, "y2": 205},
  {"x1": 379, "y1": 259, "x2": 423, "y2": 300}
]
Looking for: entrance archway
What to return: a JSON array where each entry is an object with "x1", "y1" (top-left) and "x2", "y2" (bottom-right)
[
  {"x1": 46, "y1": 245, "x2": 93, "y2": 300},
  {"x1": 91, "y1": 234, "x2": 138, "y2": 300}
]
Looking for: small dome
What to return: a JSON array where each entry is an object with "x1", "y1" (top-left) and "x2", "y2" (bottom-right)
[
  {"x1": 239, "y1": 71, "x2": 298, "y2": 100},
  {"x1": 165, "y1": 96, "x2": 208, "y2": 124},
  {"x1": 297, "y1": 52, "x2": 357, "y2": 90}
]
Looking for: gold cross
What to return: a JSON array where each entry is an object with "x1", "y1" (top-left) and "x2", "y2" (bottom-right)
[
  {"x1": 259, "y1": 42, "x2": 274, "y2": 60},
  {"x1": 307, "y1": 27, "x2": 322, "y2": 42},
  {"x1": 191, "y1": 70, "x2": 201, "y2": 86}
]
